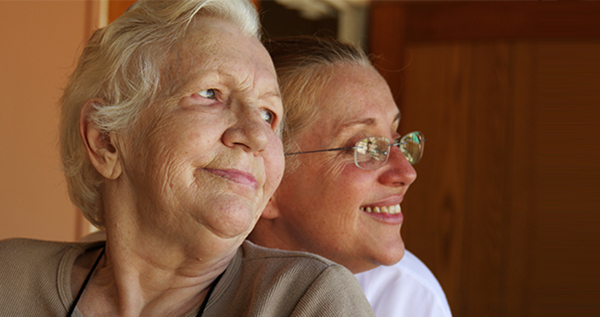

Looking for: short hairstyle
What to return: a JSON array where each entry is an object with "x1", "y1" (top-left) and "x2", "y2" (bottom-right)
[
  {"x1": 60, "y1": 0, "x2": 260, "y2": 227},
  {"x1": 264, "y1": 36, "x2": 372, "y2": 172}
]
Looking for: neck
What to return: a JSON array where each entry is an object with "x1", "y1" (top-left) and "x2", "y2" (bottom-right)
[
  {"x1": 72, "y1": 221, "x2": 238, "y2": 317},
  {"x1": 248, "y1": 217, "x2": 298, "y2": 251},
  {"x1": 71, "y1": 179, "x2": 247, "y2": 316}
]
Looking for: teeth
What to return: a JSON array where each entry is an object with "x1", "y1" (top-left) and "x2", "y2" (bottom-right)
[{"x1": 360, "y1": 204, "x2": 401, "y2": 214}]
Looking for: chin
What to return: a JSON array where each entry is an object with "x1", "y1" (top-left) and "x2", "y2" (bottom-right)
[
  {"x1": 374, "y1": 238, "x2": 406, "y2": 267},
  {"x1": 212, "y1": 218, "x2": 255, "y2": 240},
  {"x1": 346, "y1": 246, "x2": 405, "y2": 274},
  {"x1": 377, "y1": 247, "x2": 406, "y2": 266},
  {"x1": 207, "y1": 206, "x2": 258, "y2": 239}
]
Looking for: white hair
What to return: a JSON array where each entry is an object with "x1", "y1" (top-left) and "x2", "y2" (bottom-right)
[{"x1": 60, "y1": 0, "x2": 260, "y2": 227}]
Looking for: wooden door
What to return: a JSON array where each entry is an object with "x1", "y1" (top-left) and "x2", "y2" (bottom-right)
[{"x1": 370, "y1": 2, "x2": 600, "y2": 316}]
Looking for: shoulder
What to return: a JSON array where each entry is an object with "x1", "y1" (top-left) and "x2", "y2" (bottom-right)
[
  {"x1": 0, "y1": 238, "x2": 100, "y2": 282},
  {"x1": 0, "y1": 237, "x2": 80, "y2": 254},
  {"x1": 239, "y1": 240, "x2": 362, "y2": 292},
  {"x1": 355, "y1": 250, "x2": 452, "y2": 317},
  {"x1": 241, "y1": 240, "x2": 338, "y2": 271},
  {"x1": 0, "y1": 238, "x2": 104, "y2": 286},
  {"x1": 0, "y1": 238, "x2": 84, "y2": 268},
  {"x1": 0, "y1": 238, "x2": 100, "y2": 315},
  {"x1": 206, "y1": 241, "x2": 375, "y2": 316}
]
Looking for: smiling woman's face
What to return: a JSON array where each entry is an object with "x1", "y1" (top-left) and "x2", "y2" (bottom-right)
[
  {"x1": 114, "y1": 18, "x2": 284, "y2": 249},
  {"x1": 264, "y1": 64, "x2": 417, "y2": 273}
]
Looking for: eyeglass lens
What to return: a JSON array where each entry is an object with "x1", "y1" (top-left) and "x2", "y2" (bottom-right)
[
  {"x1": 399, "y1": 131, "x2": 424, "y2": 165},
  {"x1": 353, "y1": 132, "x2": 424, "y2": 170},
  {"x1": 354, "y1": 137, "x2": 391, "y2": 169}
]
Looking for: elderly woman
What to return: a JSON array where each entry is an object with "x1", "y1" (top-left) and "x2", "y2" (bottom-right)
[
  {"x1": 0, "y1": 2, "x2": 375, "y2": 316},
  {"x1": 248, "y1": 36, "x2": 451, "y2": 316}
]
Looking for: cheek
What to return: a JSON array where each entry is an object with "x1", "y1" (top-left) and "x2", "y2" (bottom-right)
[
  {"x1": 125, "y1": 146, "x2": 189, "y2": 203},
  {"x1": 287, "y1": 156, "x2": 365, "y2": 213},
  {"x1": 124, "y1": 122, "x2": 200, "y2": 186},
  {"x1": 322, "y1": 161, "x2": 375, "y2": 208},
  {"x1": 319, "y1": 154, "x2": 358, "y2": 185}
]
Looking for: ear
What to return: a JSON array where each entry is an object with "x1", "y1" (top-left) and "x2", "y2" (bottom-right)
[
  {"x1": 261, "y1": 195, "x2": 280, "y2": 220},
  {"x1": 79, "y1": 100, "x2": 122, "y2": 180}
]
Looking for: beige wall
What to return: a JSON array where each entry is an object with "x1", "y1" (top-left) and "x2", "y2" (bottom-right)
[{"x1": 0, "y1": 1, "x2": 97, "y2": 241}]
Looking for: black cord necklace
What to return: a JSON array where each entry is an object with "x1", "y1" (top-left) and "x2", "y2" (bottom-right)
[
  {"x1": 66, "y1": 247, "x2": 223, "y2": 317},
  {"x1": 67, "y1": 247, "x2": 105, "y2": 317}
]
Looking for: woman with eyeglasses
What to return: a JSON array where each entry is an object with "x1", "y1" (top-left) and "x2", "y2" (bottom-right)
[{"x1": 249, "y1": 36, "x2": 451, "y2": 317}]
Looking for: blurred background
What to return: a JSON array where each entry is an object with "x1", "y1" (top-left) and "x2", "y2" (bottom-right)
[{"x1": 1, "y1": 1, "x2": 599, "y2": 316}]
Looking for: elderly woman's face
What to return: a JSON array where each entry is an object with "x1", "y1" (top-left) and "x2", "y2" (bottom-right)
[
  {"x1": 117, "y1": 18, "x2": 284, "y2": 246},
  {"x1": 272, "y1": 64, "x2": 417, "y2": 273}
]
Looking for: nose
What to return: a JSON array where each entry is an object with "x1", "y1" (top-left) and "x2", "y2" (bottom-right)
[
  {"x1": 222, "y1": 105, "x2": 270, "y2": 153},
  {"x1": 378, "y1": 145, "x2": 417, "y2": 186}
]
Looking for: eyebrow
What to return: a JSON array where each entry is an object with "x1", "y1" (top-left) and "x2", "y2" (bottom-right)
[
  {"x1": 338, "y1": 112, "x2": 401, "y2": 130},
  {"x1": 260, "y1": 90, "x2": 281, "y2": 100},
  {"x1": 339, "y1": 118, "x2": 376, "y2": 130},
  {"x1": 182, "y1": 70, "x2": 281, "y2": 100}
]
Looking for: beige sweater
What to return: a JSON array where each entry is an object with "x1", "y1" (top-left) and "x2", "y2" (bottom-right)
[{"x1": 0, "y1": 238, "x2": 374, "y2": 316}]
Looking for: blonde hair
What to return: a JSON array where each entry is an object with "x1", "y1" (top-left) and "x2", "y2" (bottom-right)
[
  {"x1": 264, "y1": 36, "x2": 372, "y2": 172},
  {"x1": 60, "y1": 0, "x2": 260, "y2": 227}
]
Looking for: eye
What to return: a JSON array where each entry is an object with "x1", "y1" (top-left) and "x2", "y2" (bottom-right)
[
  {"x1": 197, "y1": 88, "x2": 217, "y2": 100},
  {"x1": 260, "y1": 109, "x2": 275, "y2": 124}
]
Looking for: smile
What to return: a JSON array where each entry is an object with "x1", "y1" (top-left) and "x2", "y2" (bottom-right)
[
  {"x1": 360, "y1": 204, "x2": 401, "y2": 214},
  {"x1": 203, "y1": 168, "x2": 259, "y2": 190}
]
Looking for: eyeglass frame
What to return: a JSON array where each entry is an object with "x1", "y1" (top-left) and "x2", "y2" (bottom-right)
[{"x1": 285, "y1": 131, "x2": 425, "y2": 170}]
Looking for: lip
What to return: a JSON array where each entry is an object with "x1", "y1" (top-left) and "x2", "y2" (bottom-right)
[
  {"x1": 363, "y1": 209, "x2": 404, "y2": 225},
  {"x1": 360, "y1": 195, "x2": 405, "y2": 225},
  {"x1": 361, "y1": 194, "x2": 405, "y2": 208},
  {"x1": 203, "y1": 168, "x2": 259, "y2": 190}
]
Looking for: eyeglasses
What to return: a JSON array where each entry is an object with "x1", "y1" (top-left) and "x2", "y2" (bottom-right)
[{"x1": 285, "y1": 131, "x2": 425, "y2": 170}]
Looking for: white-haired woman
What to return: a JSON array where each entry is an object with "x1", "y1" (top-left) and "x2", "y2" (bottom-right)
[
  {"x1": 0, "y1": 2, "x2": 374, "y2": 316},
  {"x1": 249, "y1": 36, "x2": 451, "y2": 316}
]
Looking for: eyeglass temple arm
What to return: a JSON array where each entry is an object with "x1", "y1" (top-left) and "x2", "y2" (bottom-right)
[{"x1": 285, "y1": 146, "x2": 355, "y2": 156}]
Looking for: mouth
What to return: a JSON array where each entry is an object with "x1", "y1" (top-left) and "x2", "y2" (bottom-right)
[
  {"x1": 360, "y1": 204, "x2": 402, "y2": 215},
  {"x1": 203, "y1": 168, "x2": 259, "y2": 190}
]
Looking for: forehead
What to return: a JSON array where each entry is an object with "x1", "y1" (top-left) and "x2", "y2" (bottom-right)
[
  {"x1": 181, "y1": 17, "x2": 257, "y2": 56},
  {"x1": 174, "y1": 17, "x2": 276, "y2": 90},
  {"x1": 315, "y1": 64, "x2": 399, "y2": 135}
]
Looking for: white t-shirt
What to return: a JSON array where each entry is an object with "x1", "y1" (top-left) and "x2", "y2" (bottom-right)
[{"x1": 355, "y1": 250, "x2": 452, "y2": 317}]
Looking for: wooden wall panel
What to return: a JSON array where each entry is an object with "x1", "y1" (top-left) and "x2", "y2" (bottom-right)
[
  {"x1": 369, "y1": 2, "x2": 406, "y2": 99},
  {"x1": 462, "y1": 43, "x2": 513, "y2": 316},
  {"x1": 396, "y1": 43, "x2": 470, "y2": 310},
  {"x1": 371, "y1": 2, "x2": 600, "y2": 316},
  {"x1": 404, "y1": 1, "x2": 600, "y2": 42},
  {"x1": 399, "y1": 42, "x2": 537, "y2": 316},
  {"x1": 532, "y1": 42, "x2": 600, "y2": 317},
  {"x1": 505, "y1": 42, "x2": 536, "y2": 316}
]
